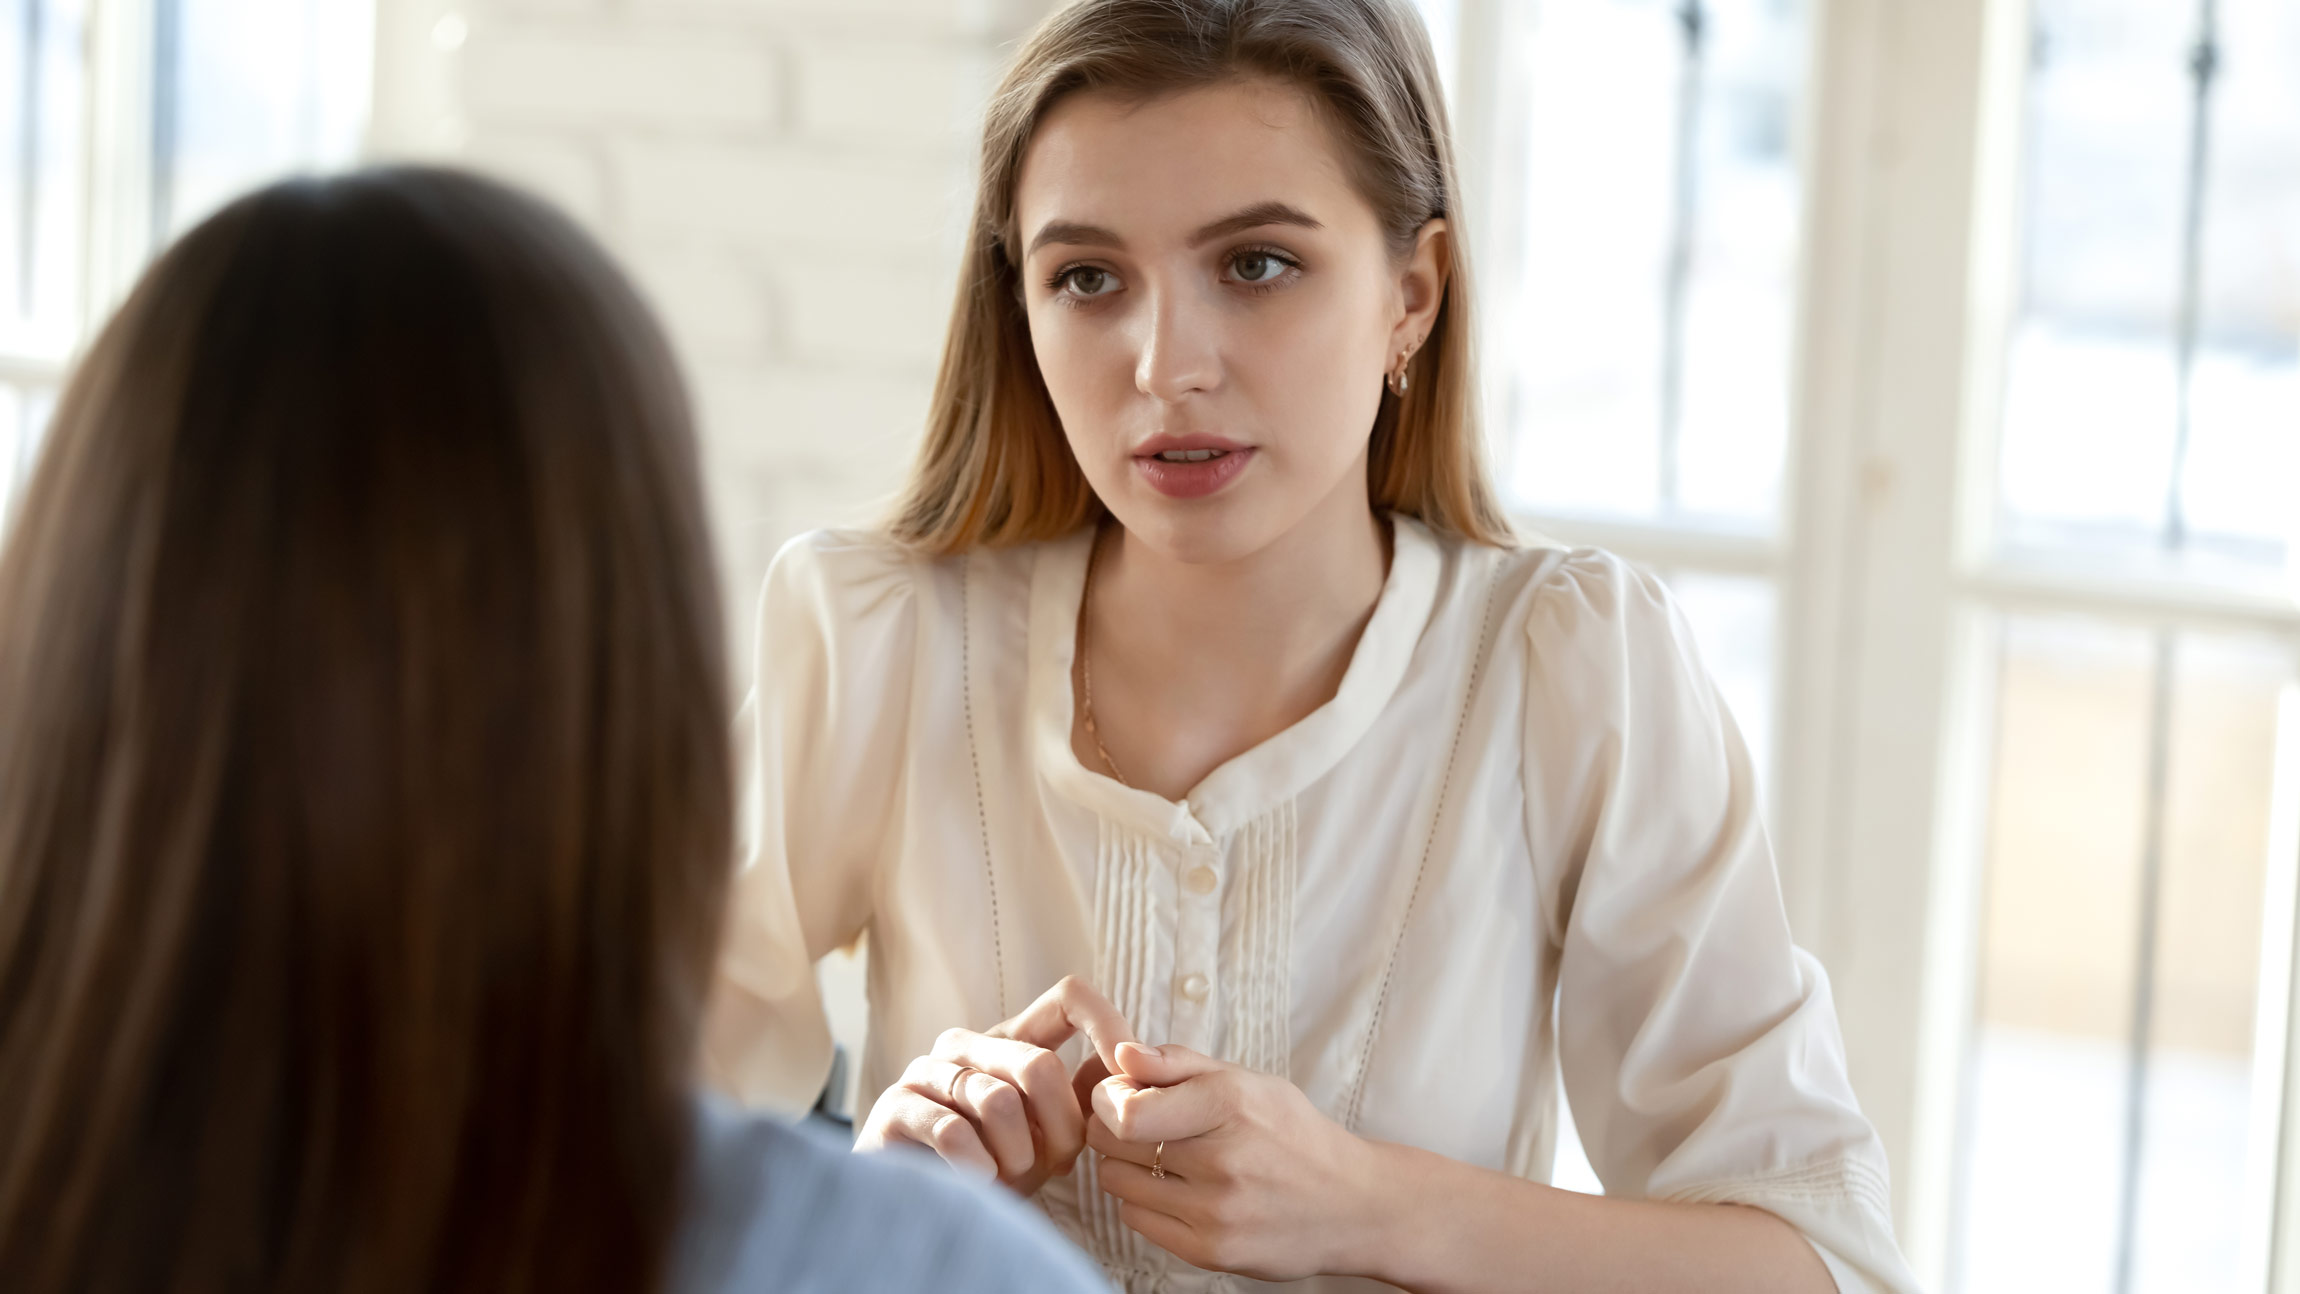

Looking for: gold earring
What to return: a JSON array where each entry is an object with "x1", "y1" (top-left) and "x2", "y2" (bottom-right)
[{"x1": 1387, "y1": 351, "x2": 1412, "y2": 397}]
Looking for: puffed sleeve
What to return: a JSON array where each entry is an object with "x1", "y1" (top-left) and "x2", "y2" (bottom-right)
[
  {"x1": 701, "y1": 530, "x2": 917, "y2": 1114},
  {"x1": 1523, "y1": 552, "x2": 1919, "y2": 1294}
]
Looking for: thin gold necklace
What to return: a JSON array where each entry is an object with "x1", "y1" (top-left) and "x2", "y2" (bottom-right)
[{"x1": 1078, "y1": 527, "x2": 1131, "y2": 787}]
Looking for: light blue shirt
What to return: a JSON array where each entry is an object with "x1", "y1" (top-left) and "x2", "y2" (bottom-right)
[{"x1": 670, "y1": 1100, "x2": 1111, "y2": 1294}]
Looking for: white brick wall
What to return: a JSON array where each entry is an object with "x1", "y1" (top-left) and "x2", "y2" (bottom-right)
[
  {"x1": 462, "y1": 31, "x2": 778, "y2": 128},
  {"x1": 372, "y1": 0, "x2": 1054, "y2": 669}
]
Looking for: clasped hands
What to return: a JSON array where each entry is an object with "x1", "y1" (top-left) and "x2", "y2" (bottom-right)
[{"x1": 854, "y1": 976, "x2": 1384, "y2": 1281}]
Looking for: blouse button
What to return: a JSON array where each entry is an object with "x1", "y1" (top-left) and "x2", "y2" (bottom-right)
[
  {"x1": 1185, "y1": 865, "x2": 1218, "y2": 895},
  {"x1": 1178, "y1": 972, "x2": 1210, "y2": 1002}
]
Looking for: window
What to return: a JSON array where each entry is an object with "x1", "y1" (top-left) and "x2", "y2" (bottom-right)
[
  {"x1": 1433, "y1": 0, "x2": 1808, "y2": 816},
  {"x1": 1994, "y1": 0, "x2": 2298, "y2": 591},
  {"x1": 0, "y1": 0, "x2": 87, "y2": 529},
  {"x1": 1432, "y1": 0, "x2": 2300, "y2": 1285},
  {"x1": 0, "y1": 0, "x2": 369, "y2": 532},
  {"x1": 154, "y1": 0, "x2": 371, "y2": 239},
  {"x1": 1955, "y1": 621, "x2": 2295, "y2": 1292},
  {"x1": 1953, "y1": 2, "x2": 2300, "y2": 1289},
  {"x1": 1490, "y1": 0, "x2": 1804, "y2": 532}
]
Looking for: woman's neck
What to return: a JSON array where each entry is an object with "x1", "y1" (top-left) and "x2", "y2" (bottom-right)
[
  {"x1": 1103, "y1": 500, "x2": 1388, "y2": 666},
  {"x1": 1078, "y1": 483, "x2": 1391, "y2": 800}
]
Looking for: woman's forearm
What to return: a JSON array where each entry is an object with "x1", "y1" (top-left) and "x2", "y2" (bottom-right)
[{"x1": 1340, "y1": 1139, "x2": 1838, "y2": 1294}]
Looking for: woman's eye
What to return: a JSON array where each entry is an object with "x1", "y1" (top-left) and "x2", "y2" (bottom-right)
[
  {"x1": 1232, "y1": 252, "x2": 1285, "y2": 283},
  {"x1": 1060, "y1": 267, "x2": 1117, "y2": 297}
]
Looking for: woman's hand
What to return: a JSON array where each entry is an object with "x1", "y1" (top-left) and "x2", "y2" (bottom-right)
[
  {"x1": 1085, "y1": 1043, "x2": 1387, "y2": 1281},
  {"x1": 854, "y1": 976, "x2": 1138, "y2": 1196}
]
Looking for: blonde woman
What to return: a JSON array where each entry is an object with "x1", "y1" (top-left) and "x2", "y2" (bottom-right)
[{"x1": 707, "y1": 2, "x2": 1919, "y2": 1290}]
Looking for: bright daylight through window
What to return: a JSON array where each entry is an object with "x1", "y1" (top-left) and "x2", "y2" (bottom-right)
[
  {"x1": 0, "y1": 0, "x2": 368, "y2": 531},
  {"x1": 1428, "y1": 0, "x2": 2300, "y2": 1288},
  {"x1": 0, "y1": 0, "x2": 83, "y2": 528},
  {"x1": 1467, "y1": 0, "x2": 1804, "y2": 797},
  {"x1": 1955, "y1": 2, "x2": 2300, "y2": 1292}
]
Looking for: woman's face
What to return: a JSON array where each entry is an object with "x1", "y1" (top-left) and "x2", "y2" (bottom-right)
[{"x1": 1014, "y1": 79, "x2": 1446, "y2": 566}]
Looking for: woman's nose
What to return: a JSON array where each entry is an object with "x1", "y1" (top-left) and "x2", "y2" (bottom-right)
[{"x1": 1132, "y1": 285, "x2": 1222, "y2": 403}]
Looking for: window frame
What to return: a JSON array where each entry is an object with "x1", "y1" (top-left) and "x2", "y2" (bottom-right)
[
  {"x1": 0, "y1": 0, "x2": 158, "y2": 409},
  {"x1": 4, "y1": 0, "x2": 376, "y2": 519},
  {"x1": 1443, "y1": 0, "x2": 2300, "y2": 1286}
]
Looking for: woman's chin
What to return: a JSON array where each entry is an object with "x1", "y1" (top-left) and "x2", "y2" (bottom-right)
[{"x1": 1109, "y1": 490, "x2": 1290, "y2": 568}]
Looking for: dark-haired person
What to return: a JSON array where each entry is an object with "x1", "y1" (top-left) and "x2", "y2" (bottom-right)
[
  {"x1": 705, "y1": 1, "x2": 1921, "y2": 1291},
  {"x1": 0, "y1": 167, "x2": 1107, "y2": 1294}
]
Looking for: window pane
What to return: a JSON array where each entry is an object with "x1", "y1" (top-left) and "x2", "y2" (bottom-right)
[
  {"x1": 0, "y1": 0, "x2": 89, "y2": 353},
  {"x1": 2181, "y1": 0, "x2": 2300, "y2": 577},
  {"x1": 1494, "y1": 0, "x2": 1805, "y2": 531},
  {"x1": 2130, "y1": 633, "x2": 2288, "y2": 1291},
  {"x1": 1996, "y1": 0, "x2": 2300, "y2": 586},
  {"x1": 1953, "y1": 617, "x2": 2294, "y2": 1293},
  {"x1": 156, "y1": 0, "x2": 372, "y2": 237}
]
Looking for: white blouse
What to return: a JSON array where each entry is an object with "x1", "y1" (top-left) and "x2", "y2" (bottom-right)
[{"x1": 706, "y1": 517, "x2": 1920, "y2": 1294}]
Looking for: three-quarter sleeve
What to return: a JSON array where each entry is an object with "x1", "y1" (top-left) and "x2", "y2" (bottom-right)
[
  {"x1": 1523, "y1": 553, "x2": 1919, "y2": 1294},
  {"x1": 702, "y1": 531, "x2": 917, "y2": 1114}
]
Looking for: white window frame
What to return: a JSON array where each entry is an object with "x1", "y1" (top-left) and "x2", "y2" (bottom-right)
[
  {"x1": 1, "y1": 0, "x2": 159, "y2": 401},
  {"x1": 5, "y1": 0, "x2": 377, "y2": 506},
  {"x1": 1444, "y1": 0, "x2": 2300, "y2": 1286},
  {"x1": 82, "y1": 0, "x2": 161, "y2": 326}
]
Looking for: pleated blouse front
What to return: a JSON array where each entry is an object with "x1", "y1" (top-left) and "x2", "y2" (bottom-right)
[{"x1": 706, "y1": 517, "x2": 1920, "y2": 1294}]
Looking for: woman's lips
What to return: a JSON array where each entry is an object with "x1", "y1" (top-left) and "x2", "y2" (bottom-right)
[{"x1": 1132, "y1": 447, "x2": 1255, "y2": 499}]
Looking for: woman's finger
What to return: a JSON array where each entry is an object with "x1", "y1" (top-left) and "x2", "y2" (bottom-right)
[
  {"x1": 873, "y1": 1090, "x2": 998, "y2": 1180},
  {"x1": 899, "y1": 1056, "x2": 1034, "y2": 1180},
  {"x1": 988, "y1": 975, "x2": 1139, "y2": 1075},
  {"x1": 1084, "y1": 1109, "x2": 1165, "y2": 1170},
  {"x1": 931, "y1": 1030, "x2": 1089, "y2": 1171},
  {"x1": 1086, "y1": 1114, "x2": 1212, "y2": 1186},
  {"x1": 1093, "y1": 1067, "x2": 1235, "y2": 1144},
  {"x1": 1112, "y1": 1041, "x2": 1225, "y2": 1085},
  {"x1": 1070, "y1": 1052, "x2": 1112, "y2": 1126},
  {"x1": 1096, "y1": 1155, "x2": 1196, "y2": 1211}
]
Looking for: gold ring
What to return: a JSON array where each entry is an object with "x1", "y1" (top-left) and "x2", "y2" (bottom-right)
[
  {"x1": 1151, "y1": 1141, "x2": 1166, "y2": 1180},
  {"x1": 948, "y1": 1064, "x2": 980, "y2": 1105}
]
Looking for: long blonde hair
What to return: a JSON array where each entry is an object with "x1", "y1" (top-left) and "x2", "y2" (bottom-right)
[{"x1": 888, "y1": 0, "x2": 1514, "y2": 553}]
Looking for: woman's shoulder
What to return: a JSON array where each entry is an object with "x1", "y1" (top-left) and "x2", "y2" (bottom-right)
[
  {"x1": 1434, "y1": 527, "x2": 1674, "y2": 643},
  {"x1": 1447, "y1": 533, "x2": 1699, "y2": 693},
  {"x1": 754, "y1": 528, "x2": 930, "y2": 654},
  {"x1": 762, "y1": 527, "x2": 1050, "y2": 625},
  {"x1": 670, "y1": 1101, "x2": 1106, "y2": 1294},
  {"x1": 764, "y1": 526, "x2": 924, "y2": 600},
  {"x1": 1514, "y1": 540, "x2": 1672, "y2": 628}
]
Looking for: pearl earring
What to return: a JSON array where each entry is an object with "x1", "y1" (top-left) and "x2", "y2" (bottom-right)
[{"x1": 1387, "y1": 349, "x2": 1413, "y2": 397}]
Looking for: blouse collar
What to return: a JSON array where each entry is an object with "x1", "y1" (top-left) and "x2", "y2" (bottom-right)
[{"x1": 1027, "y1": 515, "x2": 1443, "y2": 842}]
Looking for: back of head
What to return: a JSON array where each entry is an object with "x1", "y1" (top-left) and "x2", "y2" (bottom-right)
[{"x1": 0, "y1": 168, "x2": 732, "y2": 1293}]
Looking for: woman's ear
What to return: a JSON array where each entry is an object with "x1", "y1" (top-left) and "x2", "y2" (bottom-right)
[{"x1": 1391, "y1": 217, "x2": 1450, "y2": 356}]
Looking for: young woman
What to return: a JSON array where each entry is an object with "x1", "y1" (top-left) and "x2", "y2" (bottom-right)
[
  {"x1": 707, "y1": 1, "x2": 1920, "y2": 1290},
  {"x1": 0, "y1": 168, "x2": 1105, "y2": 1294}
]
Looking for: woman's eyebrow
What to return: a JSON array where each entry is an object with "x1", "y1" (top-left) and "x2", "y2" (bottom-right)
[
  {"x1": 1024, "y1": 201, "x2": 1324, "y2": 258},
  {"x1": 1187, "y1": 201, "x2": 1323, "y2": 246},
  {"x1": 1027, "y1": 220, "x2": 1123, "y2": 256}
]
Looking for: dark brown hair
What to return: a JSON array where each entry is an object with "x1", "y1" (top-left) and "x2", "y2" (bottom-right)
[
  {"x1": 0, "y1": 168, "x2": 732, "y2": 1293},
  {"x1": 888, "y1": 0, "x2": 1514, "y2": 552}
]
